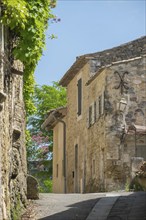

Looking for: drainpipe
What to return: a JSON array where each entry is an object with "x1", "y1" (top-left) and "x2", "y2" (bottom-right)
[{"x1": 52, "y1": 113, "x2": 67, "y2": 194}]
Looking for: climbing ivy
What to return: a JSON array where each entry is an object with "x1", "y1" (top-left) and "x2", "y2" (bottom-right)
[{"x1": 1, "y1": 0, "x2": 56, "y2": 115}]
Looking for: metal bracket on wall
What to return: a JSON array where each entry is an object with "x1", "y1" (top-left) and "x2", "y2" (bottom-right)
[{"x1": 114, "y1": 71, "x2": 129, "y2": 94}]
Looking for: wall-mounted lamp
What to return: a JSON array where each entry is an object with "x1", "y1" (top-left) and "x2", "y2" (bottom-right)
[{"x1": 118, "y1": 97, "x2": 127, "y2": 112}]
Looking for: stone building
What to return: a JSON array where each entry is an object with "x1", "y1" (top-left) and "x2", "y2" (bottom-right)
[
  {"x1": 42, "y1": 36, "x2": 146, "y2": 193},
  {"x1": 0, "y1": 19, "x2": 27, "y2": 219}
]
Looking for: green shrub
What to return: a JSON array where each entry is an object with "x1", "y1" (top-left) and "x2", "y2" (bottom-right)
[
  {"x1": 31, "y1": 171, "x2": 53, "y2": 193},
  {"x1": 39, "y1": 179, "x2": 53, "y2": 193}
]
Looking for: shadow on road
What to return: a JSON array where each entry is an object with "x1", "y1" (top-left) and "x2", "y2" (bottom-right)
[
  {"x1": 107, "y1": 191, "x2": 146, "y2": 220},
  {"x1": 37, "y1": 192, "x2": 146, "y2": 220},
  {"x1": 38, "y1": 197, "x2": 100, "y2": 220}
]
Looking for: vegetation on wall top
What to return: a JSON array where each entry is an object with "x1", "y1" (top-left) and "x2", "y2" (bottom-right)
[{"x1": 1, "y1": 0, "x2": 56, "y2": 115}]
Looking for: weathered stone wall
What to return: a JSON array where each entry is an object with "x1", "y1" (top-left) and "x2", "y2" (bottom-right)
[
  {"x1": 66, "y1": 63, "x2": 90, "y2": 193},
  {"x1": 0, "y1": 28, "x2": 27, "y2": 219},
  {"x1": 85, "y1": 69, "x2": 106, "y2": 192},
  {"x1": 58, "y1": 36, "x2": 146, "y2": 193},
  {"x1": 104, "y1": 56, "x2": 146, "y2": 191},
  {"x1": 65, "y1": 56, "x2": 146, "y2": 193}
]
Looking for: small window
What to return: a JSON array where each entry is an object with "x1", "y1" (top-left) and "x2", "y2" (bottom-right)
[
  {"x1": 77, "y1": 78, "x2": 82, "y2": 116},
  {"x1": 94, "y1": 101, "x2": 96, "y2": 122},
  {"x1": 99, "y1": 96, "x2": 102, "y2": 116},
  {"x1": 56, "y1": 164, "x2": 59, "y2": 178},
  {"x1": 93, "y1": 160, "x2": 95, "y2": 175},
  {"x1": 89, "y1": 105, "x2": 92, "y2": 126},
  {"x1": 101, "y1": 91, "x2": 105, "y2": 114},
  {"x1": 62, "y1": 160, "x2": 64, "y2": 176},
  {"x1": 96, "y1": 98, "x2": 99, "y2": 120}
]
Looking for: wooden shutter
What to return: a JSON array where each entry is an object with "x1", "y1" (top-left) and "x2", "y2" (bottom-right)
[
  {"x1": 91, "y1": 102, "x2": 95, "y2": 124},
  {"x1": 99, "y1": 96, "x2": 101, "y2": 116},
  {"x1": 89, "y1": 105, "x2": 92, "y2": 126},
  {"x1": 96, "y1": 97, "x2": 99, "y2": 120},
  {"x1": 94, "y1": 101, "x2": 96, "y2": 122},
  {"x1": 87, "y1": 108, "x2": 90, "y2": 128},
  {"x1": 101, "y1": 91, "x2": 105, "y2": 114},
  {"x1": 77, "y1": 78, "x2": 82, "y2": 116}
]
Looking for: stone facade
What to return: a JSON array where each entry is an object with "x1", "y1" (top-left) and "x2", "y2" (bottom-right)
[
  {"x1": 0, "y1": 25, "x2": 27, "y2": 219},
  {"x1": 43, "y1": 36, "x2": 146, "y2": 193}
]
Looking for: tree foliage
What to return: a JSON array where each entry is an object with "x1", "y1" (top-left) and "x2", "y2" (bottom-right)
[
  {"x1": 28, "y1": 82, "x2": 66, "y2": 133},
  {"x1": 27, "y1": 82, "x2": 66, "y2": 161},
  {"x1": 1, "y1": 0, "x2": 56, "y2": 115}
]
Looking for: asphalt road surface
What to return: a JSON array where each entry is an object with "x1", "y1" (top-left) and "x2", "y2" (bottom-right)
[
  {"x1": 34, "y1": 193, "x2": 105, "y2": 220},
  {"x1": 34, "y1": 192, "x2": 146, "y2": 220}
]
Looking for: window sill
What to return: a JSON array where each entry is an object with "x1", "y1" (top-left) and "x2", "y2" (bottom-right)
[{"x1": 77, "y1": 114, "x2": 82, "y2": 121}]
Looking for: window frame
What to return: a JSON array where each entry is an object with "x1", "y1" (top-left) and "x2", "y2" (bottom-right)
[{"x1": 77, "y1": 78, "x2": 82, "y2": 117}]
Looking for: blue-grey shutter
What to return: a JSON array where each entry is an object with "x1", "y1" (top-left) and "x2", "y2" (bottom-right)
[
  {"x1": 77, "y1": 78, "x2": 82, "y2": 116},
  {"x1": 101, "y1": 91, "x2": 105, "y2": 114},
  {"x1": 96, "y1": 97, "x2": 99, "y2": 120},
  {"x1": 91, "y1": 102, "x2": 95, "y2": 124}
]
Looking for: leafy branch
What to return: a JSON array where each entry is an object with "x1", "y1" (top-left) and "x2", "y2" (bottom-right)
[{"x1": 1, "y1": 0, "x2": 56, "y2": 115}]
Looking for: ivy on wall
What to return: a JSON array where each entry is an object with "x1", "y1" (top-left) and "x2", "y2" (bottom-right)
[{"x1": 1, "y1": 0, "x2": 56, "y2": 115}]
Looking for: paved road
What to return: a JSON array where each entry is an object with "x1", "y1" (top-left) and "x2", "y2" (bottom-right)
[
  {"x1": 34, "y1": 192, "x2": 146, "y2": 220},
  {"x1": 34, "y1": 193, "x2": 105, "y2": 220}
]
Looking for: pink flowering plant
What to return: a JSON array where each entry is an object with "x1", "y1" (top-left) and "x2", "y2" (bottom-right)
[{"x1": 27, "y1": 131, "x2": 51, "y2": 161}]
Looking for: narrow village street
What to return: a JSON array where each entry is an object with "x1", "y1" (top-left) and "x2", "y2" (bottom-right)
[
  {"x1": 32, "y1": 191, "x2": 146, "y2": 220},
  {"x1": 1, "y1": 1, "x2": 146, "y2": 219}
]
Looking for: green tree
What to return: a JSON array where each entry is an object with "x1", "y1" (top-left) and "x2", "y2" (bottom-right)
[
  {"x1": 27, "y1": 81, "x2": 66, "y2": 161},
  {"x1": 1, "y1": 0, "x2": 57, "y2": 115}
]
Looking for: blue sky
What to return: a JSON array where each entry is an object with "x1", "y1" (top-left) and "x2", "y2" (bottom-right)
[{"x1": 35, "y1": 0, "x2": 146, "y2": 85}]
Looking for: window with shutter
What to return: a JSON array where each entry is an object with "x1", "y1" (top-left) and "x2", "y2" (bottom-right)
[
  {"x1": 56, "y1": 164, "x2": 59, "y2": 178},
  {"x1": 96, "y1": 98, "x2": 99, "y2": 120},
  {"x1": 99, "y1": 95, "x2": 102, "y2": 116},
  {"x1": 94, "y1": 101, "x2": 96, "y2": 122},
  {"x1": 77, "y1": 78, "x2": 82, "y2": 116},
  {"x1": 89, "y1": 105, "x2": 92, "y2": 126},
  {"x1": 87, "y1": 109, "x2": 90, "y2": 128},
  {"x1": 92, "y1": 102, "x2": 95, "y2": 124},
  {"x1": 101, "y1": 91, "x2": 105, "y2": 114}
]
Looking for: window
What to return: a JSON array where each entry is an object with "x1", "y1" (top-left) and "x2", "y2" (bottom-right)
[
  {"x1": 62, "y1": 160, "x2": 64, "y2": 176},
  {"x1": 96, "y1": 98, "x2": 99, "y2": 120},
  {"x1": 94, "y1": 101, "x2": 96, "y2": 122},
  {"x1": 99, "y1": 95, "x2": 102, "y2": 116},
  {"x1": 101, "y1": 91, "x2": 105, "y2": 114},
  {"x1": 77, "y1": 78, "x2": 82, "y2": 116},
  {"x1": 92, "y1": 159, "x2": 95, "y2": 175},
  {"x1": 89, "y1": 105, "x2": 92, "y2": 126},
  {"x1": 56, "y1": 164, "x2": 58, "y2": 178},
  {"x1": 87, "y1": 90, "x2": 105, "y2": 128}
]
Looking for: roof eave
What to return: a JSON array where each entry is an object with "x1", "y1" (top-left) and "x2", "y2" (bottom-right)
[
  {"x1": 59, "y1": 56, "x2": 88, "y2": 87},
  {"x1": 41, "y1": 107, "x2": 67, "y2": 131}
]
